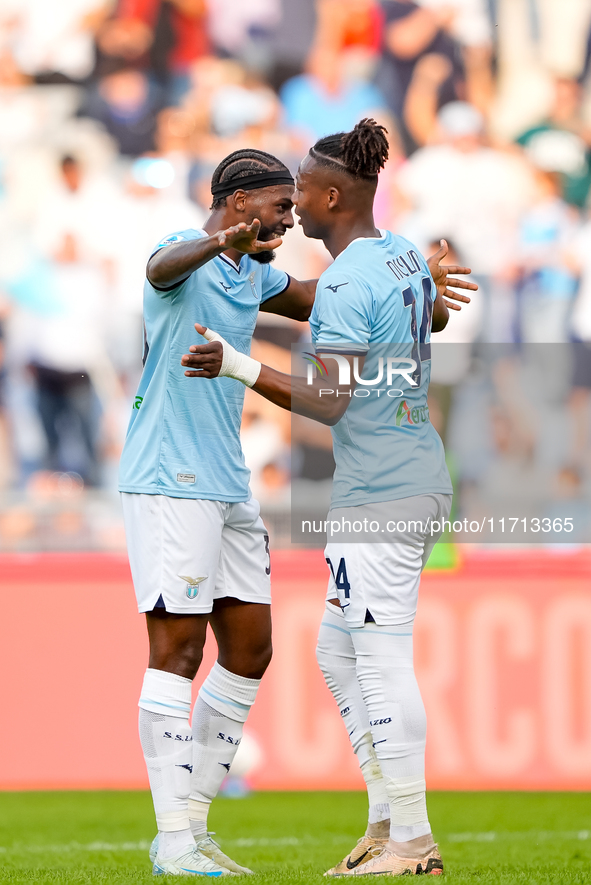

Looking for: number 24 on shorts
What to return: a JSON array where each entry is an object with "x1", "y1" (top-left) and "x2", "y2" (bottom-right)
[{"x1": 326, "y1": 557, "x2": 351, "y2": 598}]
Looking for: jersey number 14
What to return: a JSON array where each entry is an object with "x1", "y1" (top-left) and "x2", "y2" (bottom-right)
[{"x1": 403, "y1": 277, "x2": 433, "y2": 386}]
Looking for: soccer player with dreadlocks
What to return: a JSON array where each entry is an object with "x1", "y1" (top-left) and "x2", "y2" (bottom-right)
[
  {"x1": 119, "y1": 148, "x2": 318, "y2": 876},
  {"x1": 182, "y1": 120, "x2": 476, "y2": 877}
]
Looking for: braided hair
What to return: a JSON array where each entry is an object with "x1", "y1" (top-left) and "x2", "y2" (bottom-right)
[
  {"x1": 310, "y1": 118, "x2": 389, "y2": 180},
  {"x1": 210, "y1": 148, "x2": 291, "y2": 209}
]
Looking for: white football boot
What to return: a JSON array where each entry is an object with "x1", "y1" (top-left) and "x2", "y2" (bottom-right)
[
  {"x1": 152, "y1": 845, "x2": 231, "y2": 877},
  {"x1": 150, "y1": 834, "x2": 252, "y2": 875}
]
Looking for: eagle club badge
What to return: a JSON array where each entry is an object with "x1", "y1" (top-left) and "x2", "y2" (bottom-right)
[{"x1": 179, "y1": 575, "x2": 207, "y2": 599}]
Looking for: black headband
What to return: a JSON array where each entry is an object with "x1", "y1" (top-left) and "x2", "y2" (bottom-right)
[{"x1": 211, "y1": 170, "x2": 295, "y2": 199}]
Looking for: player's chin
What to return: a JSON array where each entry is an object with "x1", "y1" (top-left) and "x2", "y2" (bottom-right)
[{"x1": 250, "y1": 250, "x2": 275, "y2": 264}]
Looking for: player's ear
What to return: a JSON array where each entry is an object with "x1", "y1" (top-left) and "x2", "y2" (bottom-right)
[
  {"x1": 327, "y1": 187, "x2": 340, "y2": 209},
  {"x1": 230, "y1": 189, "x2": 248, "y2": 214}
]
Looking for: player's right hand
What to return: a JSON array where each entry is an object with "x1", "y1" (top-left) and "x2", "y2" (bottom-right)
[
  {"x1": 217, "y1": 220, "x2": 283, "y2": 255},
  {"x1": 182, "y1": 324, "x2": 261, "y2": 387},
  {"x1": 182, "y1": 326, "x2": 223, "y2": 378}
]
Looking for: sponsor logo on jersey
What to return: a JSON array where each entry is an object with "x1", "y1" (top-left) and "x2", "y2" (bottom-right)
[
  {"x1": 133, "y1": 396, "x2": 143, "y2": 410},
  {"x1": 220, "y1": 281, "x2": 231, "y2": 292},
  {"x1": 325, "y1": 282, "x2": 349, "y2": 293},
  {"x1": 177, "y1": 473, "x2": 196, "y2": 483},
  {"x1": 179, "y1": 575, "x2": 207, "y2": 598},
  {"x1": 395, "y1": 400, "x2": 429, "y2": 427}
]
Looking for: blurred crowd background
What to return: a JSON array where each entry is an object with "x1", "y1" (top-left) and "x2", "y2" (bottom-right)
[{"x1": 1, "y1": 0, "x2": 591, "y2": 549}]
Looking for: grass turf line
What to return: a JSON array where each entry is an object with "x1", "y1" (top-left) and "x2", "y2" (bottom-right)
[{"x1": 0, "y1": 791, "x2": 589, "y2": 883}]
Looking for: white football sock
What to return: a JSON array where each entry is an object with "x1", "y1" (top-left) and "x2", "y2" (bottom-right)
[
  {"x1": 189, "y1": 662, "x2": 261, "y2": 822},
  {"x1": 316, "y1": 601, "x2": 390, "y2": 830},
  {"x1": 350, "y1": 621, "x2": 433, "y2": 847},
  {"x1": 138, "y1": 668, "x2": 195, "y2": 858}
]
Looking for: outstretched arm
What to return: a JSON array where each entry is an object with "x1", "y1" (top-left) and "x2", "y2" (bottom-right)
[
  {"x1": 147, "y1": 220, "x2": 283, "y2": 289},
  {"x1": 181, "y1": 324, "x2": 356, "y2": 425},
  {"x1": 427, "y1": 239, "x2": 477, "y2": 332}
]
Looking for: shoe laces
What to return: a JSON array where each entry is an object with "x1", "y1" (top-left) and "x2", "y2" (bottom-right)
[{"x1": 190, "y1": 847, "x2": 223, "y2": 871}]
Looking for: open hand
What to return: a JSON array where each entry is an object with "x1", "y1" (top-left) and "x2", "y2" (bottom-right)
[
  {"x1": 181, "y1": 324, "x2": 223, "y2": 377},
  {"x1": 217, "y1": 219, "x2": 283, "y2": 255},
  {"x1": 428, "y1": 239, "x2": 477, "y2": 311}
]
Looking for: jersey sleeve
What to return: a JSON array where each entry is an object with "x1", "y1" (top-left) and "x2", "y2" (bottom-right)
[
  {"x1": 260, "y1": 264, "x2": 290, "y2": 302},
  {"x1": 312, "y1": 272, "x2": 375, "y2": 354},
  {"x1": 148, "y1": 229, "x2": 203, "y2": 295}
]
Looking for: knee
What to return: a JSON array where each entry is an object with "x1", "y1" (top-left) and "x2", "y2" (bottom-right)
[
  {"x1": 244, "y1": 640, "x2": 273, "y2": 679},
  {"x1": 219, "y1": 641, "x2": 272, "y2": 680},
  {"x1": 149, "y1": 640, "x2": 203, "y2": 680}
]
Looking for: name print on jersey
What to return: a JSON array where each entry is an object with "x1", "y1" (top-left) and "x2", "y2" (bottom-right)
[{"x1": 385, "y1": 249, "x2": 422, "y2": 281}]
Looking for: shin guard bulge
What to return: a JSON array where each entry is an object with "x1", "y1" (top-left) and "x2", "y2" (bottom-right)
[
  {"x1": 189, "y1": 662, "x2": 261, "y2": 831},
  {"x1": 138, "y1": 668, "x2": 194, "y2": 842},
  {"x1": 350, "y1": 622, "x2": 432, "y2": 842},
  {"x1": 317, "y1": 602, "x2": 389, "y2": 822}
]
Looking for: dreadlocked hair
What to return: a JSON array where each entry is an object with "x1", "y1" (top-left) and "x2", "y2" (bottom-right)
[
  {"x1": 311, "y1": 118, "x2": 389, "y2": 179},
  {"x1": 210, "y1": 148, "x2": 291, "y2": 209}
]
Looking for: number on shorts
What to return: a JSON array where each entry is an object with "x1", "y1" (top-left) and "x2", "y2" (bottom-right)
[
  {"x1": 326, "y1": 556, "x2": 351, "y2": 598},
  {"x1": 264, "y1": 534, "x2": 271, "y2": 575}
]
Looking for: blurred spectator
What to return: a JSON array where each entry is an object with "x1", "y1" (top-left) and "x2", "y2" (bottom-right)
[
  {"x1": 210, "y1": 69, "x2": 279, "y2": 139},
  {"x1": 313, "y1": 0, "x2": 384, "y2": 56},
  {"x1": 26, "y1": 234, "x2": 108, "y2": 487},
  {"x1": 565, "y1": 220, "x2": 591, "y2": 472},
  {"x1": 105, "y1": 154, "x2": 204, "y2": 385},
  {"x1": 208, "y1": 0, "x2": 281, "y2": 74},
  {"x1": 0, "y1": 0, "x2": 109, "y2": 84},
  {"x1": 96, "y1": 0, "x2": 208, "y2": 104},
  {"x1": 375, "y1": 0, "x2": 465, "y2": 148},
  {"x1": 515, "y1": 77, "x2": 591, "y2": 208},
  {"x1": 397, "y1": 101, "x2": 535, "y2": 341},
  {"x1": 493, "y1": 0, "x2": 591, "y2": 140},
  {"x1": 267, "y1": 0, "x2": 317, "y2": 90},
  {"x1": 280, "y1": 46, "x2": 388, "y2": 146},
  {"x1": 419, "y1": 0, "x2": 491, "y2": 49},
  {"x1": 6, "y1": 154, "x2": 118, "y2": 486},
  {"x1": 515, "y1": 162, "x2": 579, "y2": 344},
  {"x1": 81, "y1": 66, "x2": 165, "y2": 155},
  {"x1": 33, "y1": 154, "x2": 119, "y2": 262}
]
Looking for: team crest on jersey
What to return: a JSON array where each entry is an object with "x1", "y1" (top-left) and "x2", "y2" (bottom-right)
[{"x1": 179, "y1": 575, "x2": 207, "y2": 599}]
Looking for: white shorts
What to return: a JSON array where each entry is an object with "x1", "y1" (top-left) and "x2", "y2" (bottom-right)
[
  {"x1": 121, "y1": 493, "x2": 271, "y2": 614},
  {"x1": 324, "y1": 493, "x2": 452, "y2": 628}
]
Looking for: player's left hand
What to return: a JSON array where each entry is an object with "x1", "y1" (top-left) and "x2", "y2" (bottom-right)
[
  {"x1": 181, "y1": 325, "x2": 223, "y2": 377},
  {"x1": 428, "y1": 239, "x2": 477, "y2": 310}
]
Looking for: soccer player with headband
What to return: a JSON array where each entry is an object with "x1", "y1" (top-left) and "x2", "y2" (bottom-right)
[
  {"x1": 182, "y1": 120, "x2": 476, "y2": 877},
  {"x1": 119, "y1": 148, "x2": 320, "y2": 876}
]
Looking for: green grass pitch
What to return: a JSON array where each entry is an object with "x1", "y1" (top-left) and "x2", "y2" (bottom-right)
[{"x1": 0, "y1": 791, "x2": 589, "y2": 883}]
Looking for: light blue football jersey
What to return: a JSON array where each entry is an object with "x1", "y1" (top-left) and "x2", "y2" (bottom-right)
[
  {"x1": 309, "y1": 230, "x2": 452, "y2": 507},
  {"x1": 119, "y1": 229, "x2": 289, "y2": 501}
]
